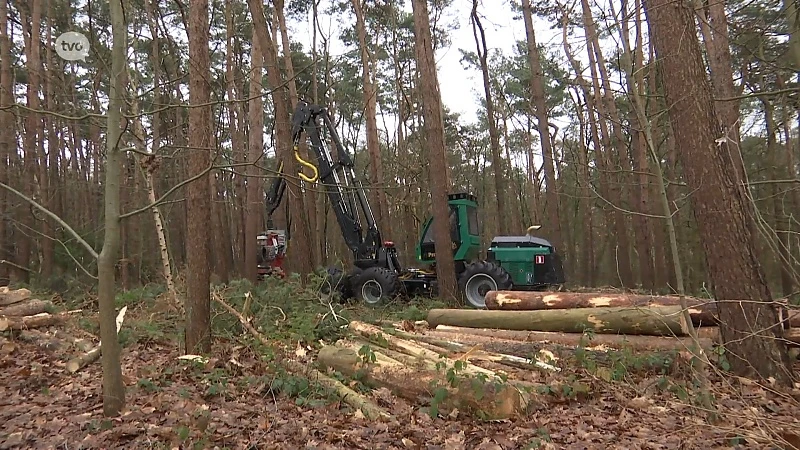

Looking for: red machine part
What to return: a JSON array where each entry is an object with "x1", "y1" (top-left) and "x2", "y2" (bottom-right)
[{"x1": 257, "y1": 230, "x2": 287, "y2": 279}]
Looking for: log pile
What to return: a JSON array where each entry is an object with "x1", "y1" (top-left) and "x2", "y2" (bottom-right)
[
  {"x1": 314, "y1": 320, "x2": 559, "y2": 420},
  {"x1": 426, "y1": 291, "x2": 800, "y2": 352},
  {"x1": 0, "y1": 287, "x2": 65, "y2": 332},
  {"x1": 0, "y1": 286, "x2": 110, "y2": 372}
]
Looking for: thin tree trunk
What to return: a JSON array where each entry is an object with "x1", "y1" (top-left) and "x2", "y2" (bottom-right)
[
  {"x1": 98, "y1": 0, "x2": 127, "y2": 416},
  {"x1": 18, "y1": 0, "x2": 43, "y2": 284},
  {"x1": 521, "y1": 0, "x2": 562, "y2": 260},
  {"x1": 0, "y1": 0, "x2": 12, "y2": 283},
  {"x1": 245, "y1": 34, "x2": 264, "y2": 283},
  {"x1": 471, "y1": 1, "x2": 507, "y2": 234},
  {"x1": 247, "y1": 0, "x2": 313, "y2": 277},
  {"x1": 579, "y1": 0, "x2": 634, "y2": 287},
  {"x1": 275, "y1": 0, "x2": 319, "y2": 268},
  {"x1": 351, "y1": 0, "x2": 391, "y2": 241}
]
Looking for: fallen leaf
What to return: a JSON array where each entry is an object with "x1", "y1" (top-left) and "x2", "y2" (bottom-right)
[{"x1": 295, "y1": 341, "x2": 307, "y2": 358}]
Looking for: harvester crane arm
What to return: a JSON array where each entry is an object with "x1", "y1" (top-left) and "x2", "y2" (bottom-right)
[{"x1": 265, "y1": 101, "x2": 400, "y2": 271}]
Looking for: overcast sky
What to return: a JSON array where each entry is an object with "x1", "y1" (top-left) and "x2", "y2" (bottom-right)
[{"x1": 289, "y1": 0, "x2": 562, "y2": 125}]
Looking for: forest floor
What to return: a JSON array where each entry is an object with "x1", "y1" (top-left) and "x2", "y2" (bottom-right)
[{"x1": 1, "y1": 278, "x2": 800, "y2": 449}]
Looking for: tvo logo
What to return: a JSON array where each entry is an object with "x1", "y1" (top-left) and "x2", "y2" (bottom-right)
[{"x1": 55, "y1": 31, "x2": 90, "y2": 61}]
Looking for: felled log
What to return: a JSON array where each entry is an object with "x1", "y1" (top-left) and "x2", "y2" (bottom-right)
[
  {"x1": 383, "y1": 327, "x2": 559, "y2": 372},
  {"x1": 485, "y1": 291, "x2": 718, "y2": 326},
  {"x1": 55, "y1": 330, "x2": 95, "y2": 352},
  {"x1": 66, "y1": 346, "x2": 102, "y2": 373},
  {"x1": 427, "y1": 306, "x2": 691, "y2": 336},
  {"x1": 0, "y1": 300, "x2": 51, "y2": 317},
  {"x1": 210, "y1": 293, "x2": 390, "y2": 420},
  {"x1": 0, "y1": 312, "x2": 66, "y2": 331},
  {"x1": 0, "y1": 287, "x2": 32, "y2": 306},
  {"x1": 348, "y1": 321, "x2": 500, "y2": 379},
  {"x1": 284, "y1": 359, "x2": 391, "y2": 421},
  {"x1": 17, "y1": 329, "x2": 65, "y2": 352},
  {"x1": 316, "y1": 344, "x2": 529, "y2": 420},
  {"x1": 431, "y1": 325, "x2": 714, "y2": 352}
]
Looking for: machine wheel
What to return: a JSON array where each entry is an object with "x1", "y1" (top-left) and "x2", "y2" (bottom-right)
[
  {"x1": 321, "y1": 267, "x2": 361, "y2": 301},
  {"x1": 457, "y1": 260, "x2": 512, "y2": 309},
  {"x1": 354, "y1": 267, "x2": 401, "y2": 306}
]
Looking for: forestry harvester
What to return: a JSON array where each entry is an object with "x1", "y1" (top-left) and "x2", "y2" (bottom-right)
[{"x1": 258, "y1": 100, "x2": 565, "y2": 308}]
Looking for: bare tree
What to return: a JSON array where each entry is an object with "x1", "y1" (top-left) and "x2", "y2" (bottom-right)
[
  {"x1": 97, "y1": 0, "x2": 127, "y2": 416},
  {"x1": 471, "y1": 0, "x2": 507, "y2": 235},
  {"x1": 521, "y1": 0, "x2": 563, "y2": 258}
]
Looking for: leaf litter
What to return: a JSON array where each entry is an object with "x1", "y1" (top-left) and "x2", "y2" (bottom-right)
[{"x1": 1, "y1": 312, "x2": 799, "y2": 449}]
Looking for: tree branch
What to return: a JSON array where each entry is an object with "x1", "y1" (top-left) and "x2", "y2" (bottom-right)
[{"x1": 0, "y1": 182, "x2": 99, "y2": 259}]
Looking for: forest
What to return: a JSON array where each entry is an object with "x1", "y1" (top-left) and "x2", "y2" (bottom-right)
[{"x1": 1, "y1": 0, "x2": 800, "y2": 448}]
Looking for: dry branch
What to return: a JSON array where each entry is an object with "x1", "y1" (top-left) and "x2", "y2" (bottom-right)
[
  {"x1": 0, "y1": 312, "x2": 67, "y2": 331},
  {"x1": 0, "y1": 287, "x2": 32, "y2": 306},
  {"x1": 210, "y1": 293, "x2": 390, "y2": 420},
  {"x1": 485, "y1": 291, "x2": 718, "y2": 326},
  {"x1": 427, "y1": 306, "x2": 691, "y2": 336},
  {"x1": 0, "y1": 300, "x2": 51, "y2": 317},
  {"x1": 432, "y1": 325, "x2": 715, "y2": 352}
]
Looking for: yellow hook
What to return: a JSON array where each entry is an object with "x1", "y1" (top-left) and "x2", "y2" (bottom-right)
[{"x1": 294, "y1": 146, "x2": 319, "y2": 183}]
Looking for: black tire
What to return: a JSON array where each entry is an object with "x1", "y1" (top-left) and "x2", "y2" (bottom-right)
[
  {"x1": 457, "y1": 260, "x2": 512, "y2": 309},
  {"x1": 321, "y1": 267, "x2": 362, "y2": 301},
  {"x1": 354, "y1": 267, "x2": 401, "y2": 306}
]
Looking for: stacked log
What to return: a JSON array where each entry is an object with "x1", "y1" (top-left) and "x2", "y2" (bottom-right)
[
  {"x1": 312, "y1": 321, "x2": 562, "y2": 420},
  {"x1": 0, "y1": 288, "x2": 63, "y2": 332},
  {"x1": 484, "y1": 291, "x2": 718, "y2": 326},
  {"x1": 429, "y1": 291, "x2": 799, "y2": 350}
]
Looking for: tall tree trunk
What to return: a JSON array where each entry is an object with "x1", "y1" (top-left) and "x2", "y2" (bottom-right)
[
  {"x1": 185, "y1": 0, "x2": 212, "y2": 354},
  {"x1": 247, "y1": 0, "x2": 313, "y2": 277},
  {"x1": 224, "y1": 2, "x2": 246, "y2": 275},
  {"x1": 351, "y1": 0, "x2": 391, "y2": 241},
  {"x1": 245, "y1": 34, "x2": 264, "y2": 283},
  {"x1": 0, "y1": 0, "x2": 12, "y2": 284},
  {"x1": 411, "y1": 0, "x2": 457, "y2": 302},
  {"x1": 521, "y1": 0, "x2": 563, "y2": 262},
  {"x1": 471, "y1": 1, "x2": 507, "y2": 235},
  {"x1": 580, "y1": 0, "x2": 634, "y2": 287},
  {"x1": 40, "y1": 8, "x2": 55, "y2": 280},
  {"x1": 275, "y1": 0, "x2": 319, "y2": 268},
  {"x1": 761, "y1": 98, "x2": 794, "y2": 297},
  {"x1": 98, "y1": 0, "x2": 127, "y2": 416},
  {"x1": 18, "y1": 0, "x2": 43, "y2": 283},
  {"x1": 645, "y1": 0, "x2": 794, "y2": 384},
  {"x1": 697, "y1": 0, "x2": 745, "y2": 181}
]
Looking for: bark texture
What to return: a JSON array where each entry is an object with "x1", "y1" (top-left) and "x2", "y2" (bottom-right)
[
  {"x1": 426, "y1": 306, "x2": 690, "y2": 336},
  {"x1": 185, "y1": 0, "x2": 213, "y2": 353},
  {"x1": 485, "y1": 291, "x2": 718, "y2": 325},
  {"x1": 644, "y1": 0, "x2": 794, "y2": 383},
  {"x1": 411, "y1": 0, "x2": 457, "y2": 301}
]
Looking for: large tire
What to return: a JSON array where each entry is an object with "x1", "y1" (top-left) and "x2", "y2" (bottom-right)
[
  {"x1": 457, "y1": 260, "x2": 512, "y2": 309},
  {"x1": 321, "y1": 267, "x2": 362, "y2": 301},
  {"x1": 354, "y1": 267, "x2": 401, "y2": 306}
]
